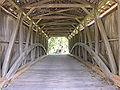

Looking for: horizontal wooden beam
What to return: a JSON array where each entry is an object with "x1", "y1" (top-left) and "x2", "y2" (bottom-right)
[
  {"x1": 46, "y1": 30, "x2": 72, "y2": 32},
  {"x1": 33, "y1": 15, "x2": 81, "y2": 19},
  {"x1": 40, "y1": 20, "x2": 77, "y2": 24},
  {"x1": 43, "y1": 27, "x2": 74, "y2": 30},
  {"x1": 48, "y1": 33, "x2": 69, "y2": 36},
  {"x1": 25, "y1": 4, "x2": 92, "y2": 9},
  {"x1": 40, "y1": 22, "x2": 77, "y2": 26},
  {"x1": 49, "y1": 35, "x2": 68, "y2": 37}
]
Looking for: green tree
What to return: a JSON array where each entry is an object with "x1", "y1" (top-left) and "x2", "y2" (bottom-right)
[{"x1": 48, "y1": 37, "x2": 68, "y2": 54}]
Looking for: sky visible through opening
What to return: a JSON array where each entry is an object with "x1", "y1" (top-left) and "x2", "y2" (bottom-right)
[{"x1": 48, "y1": 37, "x2": 69, "y2": 55}]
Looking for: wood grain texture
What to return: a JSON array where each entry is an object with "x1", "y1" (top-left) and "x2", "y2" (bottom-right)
[{"x1": 3, "y1": 55, "x2": 116, "y2": 90}]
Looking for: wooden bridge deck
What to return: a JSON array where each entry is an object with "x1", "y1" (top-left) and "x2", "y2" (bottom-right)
[{"x1": 3, "y1": 55, "x2": 116, "y2": 90}]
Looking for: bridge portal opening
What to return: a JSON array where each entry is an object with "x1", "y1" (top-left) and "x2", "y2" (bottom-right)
[{"x1": 48, "y1": 37, "x2": 69, "y2": 55}]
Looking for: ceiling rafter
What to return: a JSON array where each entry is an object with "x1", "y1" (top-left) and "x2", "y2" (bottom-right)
[
  {"x1": 22, "y1": 0, "x2": 53, "y2": 8},
  {"x1": 46, "y1": 30, "x2": 72, "y2": 33},
  {"x1": 39, "y1": 19, "x2": 77, "y2": 24},
  {"x1": 24, "y1": 4, "x2": 92, "y2": 9},
  {"x1": 32, "y1": 8, "x2": 74, "y2": 18},
  {"x1": 40, "y1": 22, "x2": 78, "y2": 26},
  {"x1": 71, "y1": 0, "x2": 95, "y2": 7},
  {"x1": 33, "y1": 16, "x2": 78, "y2": 19},
  {"x1": 43, "y1": 27, "x2": 74, "y2": 30},
  {"x1": 81, "y1": 7, "x2": 94, "y2": 18}
]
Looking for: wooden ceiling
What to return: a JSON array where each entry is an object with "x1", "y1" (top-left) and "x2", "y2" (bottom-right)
[{"x1": 1, "y1": 0, "x2": 100, "y2": 37}]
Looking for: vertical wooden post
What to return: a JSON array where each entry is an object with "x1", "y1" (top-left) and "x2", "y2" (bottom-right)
[
  {"x1": 19, "y1": 16, "x2": 24, "y2": 55},
  {"x1": 39, "y1": 35, "x2": 42, "y2": 56},
  {"x1": 86, "y1": 27, "x2": 92, "y2": 48},
  {"x1": 81, "y1": 32, "x2": 84, "y2": 58},
  {"x1": 94, "y1": 9, "x2": 99, "y2": 55},
  {"x1": 0, "y1": 9, "x2": 1, "y2": 78},
  {"x1": 23, "y1": 23, "x2": 32, "y2": 64},
  {"x1": 34, "y1": 32, "x2": 37, "y2": 57},
  {"x1": 118, "y1": 0, "x2": 120, "y2": 75},
  {"x1": 24, "y1": 22, "x2": 32, "y2": 49},
  {"x1": 95, "y1": 21, "x2": 99, "y2": 54},
  {"x1": 2, "y1": 13, "x2": 22, "y2": 77},
  {"x1": 97, "y1": 18, "x2": 117, "y2": 74},
  {"x1": 86, "y1": 27, "x2": 95, "y2": 64},
  {"x1": 84, "y1": 28, "x2": 87, "y2": 61},
  {"x1": 78, "y1": 31, "x2": 81, "y2": 57},
  {"x1": 31, "y1": 29, "x2": 34, "y2": 61}
]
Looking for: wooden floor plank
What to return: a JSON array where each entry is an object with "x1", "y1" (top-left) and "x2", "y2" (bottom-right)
[{"x1": 3, "y1": 55, "x2": 117, "y2": 90}]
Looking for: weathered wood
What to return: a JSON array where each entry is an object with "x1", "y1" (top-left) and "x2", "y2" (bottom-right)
[
  {"x1": 33, "y1": 8, "x2": 77, "y2": 18},
  {"x1": 69, "y1": 54, "x2": 106, "y2": 78},
  {"x1": 86, "y1": 27, "x2": 92, "y2": 48},
  {"x1": 22, "y1": 0, "x2": 53, "y2": 8},
  {"x1": 84, "y1": 26, "x2": 87, "y2": 61},
  {"x1": 25, "y1": 4, "x2": 92, "y2": 9},
  {"x1": 9, "y1": 55, "x2": 47, "y2": 84},
  {"x1": 70, "y1": 42, "x2": 112, "y2": 79},
  {"x1": 6, "y1": 43, "x2": 46, "y2": 80},
  {"x1": 96, "y1": 18, "x2": 117, "y2": 74},
  {"x1": 94, "y1": 9, "x2": 99, "y2": 55},
  {"x1": 3, "y1": 55, "x2": 116, "y2": 89},
  {"x1": 112, "y1": 73, "x2": 120, "y2": 87},
  {"x1": 78, "y1": 32, "x2": 81, "y2": 57},
  {"x1": 118, "y1": 0, "x2": 120, "y2": 76},
  {"x1": 23, "y1": 7, "x2": 35, "y2": 20},
  {"x1": 33, "y1": 16, "x2": 79, "y2": 19},
  {"x1": 86, "y1": 27, "x2": 95, "y2": 64},
  {"x1": 95, "y1": 20, "x2": 99, "y2": 54},
  {"x1": 40, "y1": 22, "x2": 77, "y2": 26},
  {"x1": 19, "y1": 16, "x2": 24, "y2": 55},
  {"x1": 30, "y1": 30, "x2": 34, "y2": 61},
  {"x1": 0, "y1": 0, "x2": 5, "y2": 4},
  {"x1": 81, "y1": 7, "x2": 94, "y2": 18},
  {"x1": 2, "y1": 13, "x2": 22, "y2": 77}
]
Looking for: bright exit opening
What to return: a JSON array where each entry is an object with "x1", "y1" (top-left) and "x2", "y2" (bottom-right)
[{"x1": 48, "y1": 37, "x2": 69, "y2": 55}]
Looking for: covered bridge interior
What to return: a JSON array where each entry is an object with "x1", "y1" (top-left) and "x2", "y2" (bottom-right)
[{"x1": 0, "y1": 0, "x2": 120, "y2": 89}]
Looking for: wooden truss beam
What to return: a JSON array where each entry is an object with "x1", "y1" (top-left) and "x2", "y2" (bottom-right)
[
  {"x1": 22, "y1": 0, "x2": 53, "y2": 8},
  {"x1": 49, "y1": 35, "x2": 68, "y2": 37},
  {"x1": 32, "y1": 8, "x2": 73, "y2": 18},
  {"x1": 2, "y1": 14, "x2": 22, "y2": 77},
  {"x1": 81, "y1": 7, "x2": 94, "y2": 18},
  {"x1": 48, "y1": 34, "x2": 69, "y2": 37},
  {"x1": 33, "y1": 15, "x2": 82, "y2": 19},
  {"x1": 97, "y1": 18, "x2": 117, "y2": 74},
  {"x1": 40, "y1": 20, "x2": 77, "y2": 24},
  {"x1": 40, "y1": 22, "x2": 77, "y2": 26},
  {"x1": 71, "y1": 0, "x2": 94, "y2": 7},
  {"x1": 45, "y1": 30, "x2": 72, "y2": 32},
  {"x1": 0, "y1": 0, "x2": 5, "y2": 4},
  {"x1": 43, "y1": 25, "x2": 73, "y2": 30},
  {"x1": 32, "y1": 9, "x2": 83, "y2": 19},
  {"x1": 25, "y1": 4, "x2": 92, "y2": 9}
]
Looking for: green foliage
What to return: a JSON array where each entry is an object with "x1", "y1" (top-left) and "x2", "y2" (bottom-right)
[{"x1": 48, "y1": 37, "x2": 69, "y2": 54}]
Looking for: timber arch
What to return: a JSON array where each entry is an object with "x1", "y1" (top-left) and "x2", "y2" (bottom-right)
[{"x1": 0, "y1": 0, "x2": 120, "y2": 89}]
